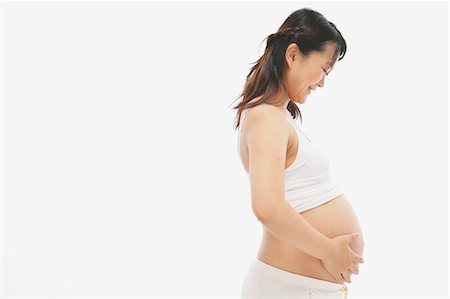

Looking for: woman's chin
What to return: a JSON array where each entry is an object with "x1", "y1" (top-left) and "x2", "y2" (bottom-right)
[
  {"x1": 291, "y1": 95, "x2": 308, "y2": 104},
  {"x1": 298, "y1": 96, "x2": 307, "y2": 104}
]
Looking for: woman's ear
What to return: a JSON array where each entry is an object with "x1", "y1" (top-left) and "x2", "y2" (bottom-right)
[{"x1": 285, "y1": 43, "x2": 301, "y2": 69}]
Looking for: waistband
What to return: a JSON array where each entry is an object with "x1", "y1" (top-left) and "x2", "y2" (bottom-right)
[{"x1": 253, "y1": 258, "x2": 348, "y2": 294}]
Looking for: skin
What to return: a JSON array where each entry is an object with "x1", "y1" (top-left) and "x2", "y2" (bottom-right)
[
  {"x1": 239, "y1": 41, "x2": 365, "y2": 284},
  {"x1": 267, "y1": 41, "x2": 336, "y2": 110}
]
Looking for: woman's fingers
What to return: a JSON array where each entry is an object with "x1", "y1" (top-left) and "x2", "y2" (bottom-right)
[
  {"x1": 349, "y1": 264, "x2": 359, "y2": 274},
  {"x1": 341, "y1": 272, "x2": 351, "y2": 283},
  {"x1": 334, "y1": 273, "x2": 345, "y2": 284},
  {"x1": 354, "y1": 254, "x2": 364, "y2": 264},
  {"x1": 352, "y1": 255, "x2": 363, "y2": 274}
]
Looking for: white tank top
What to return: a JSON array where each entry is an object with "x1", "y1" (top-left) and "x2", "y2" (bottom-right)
[{"x1": 237, "y1": 107, "x2": 344, "y2": 213}]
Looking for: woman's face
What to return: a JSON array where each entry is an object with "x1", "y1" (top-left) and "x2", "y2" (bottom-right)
[{"x1": 285, "y1": 42, "x2": 337, "y2": 104}]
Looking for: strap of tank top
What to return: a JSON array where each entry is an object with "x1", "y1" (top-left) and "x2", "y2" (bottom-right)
[{"x1": 282, "y1": 109, "x2": 312, "y2": 142}]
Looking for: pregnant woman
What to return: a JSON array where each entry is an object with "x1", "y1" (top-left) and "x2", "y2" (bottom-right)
[{"x1": 234, "y1": 8, "x2": 365, "y2": 299}]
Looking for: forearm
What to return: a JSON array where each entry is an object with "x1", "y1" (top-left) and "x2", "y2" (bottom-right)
[{"x1": 259, "y1": 200, "x2": 331, "y2": 260}]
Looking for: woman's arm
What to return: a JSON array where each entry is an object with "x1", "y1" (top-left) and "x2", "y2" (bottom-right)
[
  {"x1": 244, "y1": 105, "x2": 363, "y2": 282},
  {"x1": 244, "y1": 105, "x2": 331, "y2": 259},
  {"x1": 256, "y1": 198, "x2": 332, "y2": 259}
]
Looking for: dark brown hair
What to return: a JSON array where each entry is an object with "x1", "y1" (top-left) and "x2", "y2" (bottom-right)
[{"x1": 232, "y1": 8, "x2": 347, "y2": 131}]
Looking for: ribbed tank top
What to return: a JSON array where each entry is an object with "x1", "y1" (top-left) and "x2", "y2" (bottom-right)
[{"x1": 237, "y1": 107, "x2": 344, "y2": 213}]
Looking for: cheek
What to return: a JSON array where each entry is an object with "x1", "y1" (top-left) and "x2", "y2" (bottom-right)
[
  {"x1": 307, "y1": 69, "x2": 322, "y2": 81},
  {"x1": 289, "y1": 72, "x2": 305, "y2": 92},
  {"x1": 313, "y1": 70, "x2": 325, "y2": 82}
]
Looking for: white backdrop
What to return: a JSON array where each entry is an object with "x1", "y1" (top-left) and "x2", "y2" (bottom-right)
[{"x1": 1, "y1": 1, "x2": 448, "y2": 298}]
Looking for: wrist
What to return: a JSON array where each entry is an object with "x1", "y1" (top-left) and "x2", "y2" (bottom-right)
[{"x1": 317, "y1": 235, "x2": 332, "y2": 260}]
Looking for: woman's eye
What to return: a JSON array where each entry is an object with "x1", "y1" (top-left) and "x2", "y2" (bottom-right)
[{"x1": 321, "y1": 67, "x2": 329, "y2": 76}]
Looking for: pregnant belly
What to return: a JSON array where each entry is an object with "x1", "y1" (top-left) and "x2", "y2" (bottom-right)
[{"x1": 257, "y1": 194, "x2": 365, "y2": 283}]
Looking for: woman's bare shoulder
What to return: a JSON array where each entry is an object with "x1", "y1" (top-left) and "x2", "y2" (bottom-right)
[{"x1": 244, "y1": 104, "x2": 286, "y2": 129}]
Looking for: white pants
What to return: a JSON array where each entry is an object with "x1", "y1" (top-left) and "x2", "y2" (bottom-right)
[{"x1": 241, "y1": 258, "x2": 349, "y2": 299}]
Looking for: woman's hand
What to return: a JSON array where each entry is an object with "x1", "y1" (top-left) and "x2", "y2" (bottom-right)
[{"x1": 320, "y1": 233, "x2": 364, "y2": 284}]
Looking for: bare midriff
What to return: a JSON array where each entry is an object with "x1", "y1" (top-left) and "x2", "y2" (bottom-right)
[
  {"x1": 238, "y1": 99, "x2": 365, "y2": 283},
  {"x1": 256, "y1": 194, "x2": 365, "y2": 283}
]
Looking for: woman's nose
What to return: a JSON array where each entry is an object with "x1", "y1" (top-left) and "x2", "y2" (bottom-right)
[{"x1": 318, "y1": 74, "x2": 326, "y2": 88}]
